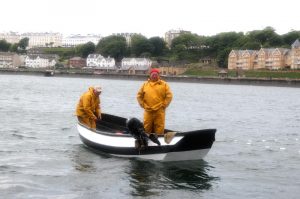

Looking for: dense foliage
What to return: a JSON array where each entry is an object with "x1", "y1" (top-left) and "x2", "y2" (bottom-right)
[
  {"x1": 0, "y1": 37, "x2": 29, "y2": 53},
  {"x1": 76, "y1": 42, "x2": 95, "y2": 58},
  {"x1": 85, "y1": 27, "x2": 300, "y2": 67},
  {"x1": 1, "y1": 27, "x2": 300, "y2": 67},
  {"x1": 96, "y1": 35, "x2": 127, "y2": 62}
]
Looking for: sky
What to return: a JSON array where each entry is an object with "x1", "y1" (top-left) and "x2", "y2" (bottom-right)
[{"x1": 1, "y1": 0, "x2": 300, "y2": 38}]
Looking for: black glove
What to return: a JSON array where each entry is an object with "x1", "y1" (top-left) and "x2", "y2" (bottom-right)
[{"x1": 149, "y1": 133, "x2": 161, "y2": 146}]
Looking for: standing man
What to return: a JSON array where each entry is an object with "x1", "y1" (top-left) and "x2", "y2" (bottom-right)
[
  {"x1": 137, "y1": 68, "x2": 173, "y2": 141},
  {"x1": 76, "y1": 86, "x2": 102, "y2": 130}
]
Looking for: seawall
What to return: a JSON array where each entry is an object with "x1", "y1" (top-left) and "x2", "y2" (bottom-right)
[{"x1": 1, "y1": 68, "x2": 300, "y2": 88}]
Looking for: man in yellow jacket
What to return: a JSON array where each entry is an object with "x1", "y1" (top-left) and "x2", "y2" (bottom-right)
[
  {"x1": 137, "y1": 68, "x2": 173, "y2": 138},
  {"x1": 76, "y1": 86, "x2": 102, "y2": 129}
]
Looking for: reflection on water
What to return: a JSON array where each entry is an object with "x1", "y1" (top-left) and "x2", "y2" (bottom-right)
[
  {"x1": 126, "y1": 159, "x2": 219, "y2": 197},
  {"x1": 70, "y1": 145, "x2": 99, "y2": 173},
  {"x1": 71, "y1": 144, "x2": 219, "y2": 197}
]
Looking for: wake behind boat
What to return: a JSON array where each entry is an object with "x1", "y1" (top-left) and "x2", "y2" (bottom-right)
[{"x1": 77, "y1": 113, "x2": 216, "y2": 162}]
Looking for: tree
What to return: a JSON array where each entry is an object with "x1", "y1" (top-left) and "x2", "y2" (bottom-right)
[
  {"x1": 171, "y1": 33, "x2": 200, "y2": 49},
  {"x1": 209, "y1": 32, "x2": 247, "y2": 66},
  {"x1": 18, "y1": 37, "x2": 29, "y2": 51},
  {"x1": 131, "y1": 35, "x2": 153, "y2": 57},
  {"x1": 9, "y1": 43, "x2": 18, "y2": 52},
  {"x1": 96, "y1": 35, "x2": 127, "y2": 62},
  {"x1": 217, "y1": 47, "x2": 232, "y2": 68},
  {"x1": 43, "y1": 47, "x2": 76, "y2": 60},
  {"x1": 0, "y1": 39, "x2": 11, "y2": 52},
  {"x1": 282, "y1": 30, "x2": 300, "y2": 46},
  {"x1": 76, "y1": 42, "x2": 95, "y2": 58},
  {"x1": 241, "y1": 41, "x2": 261, "y2": 50},
  {"x1": 246, "y1": 27, "x2": 283, "y2": 47},
  {"x1": 171, "y1": 33, "x2": 203, "y2": 62},
  {"x1": 233, "y1": 35, "x2": 261, "y2": 50},
  {"x1": 148, "y1": 37, "x2": 166, "y2": 57}
]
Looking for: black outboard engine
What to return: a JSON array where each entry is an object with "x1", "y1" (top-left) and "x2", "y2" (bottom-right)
[
  {"x1": 126, "y1": 118, "x2": 161, "y2": 149},
  {"x1": 126, "y1": 118, "x2": 149, "y2": 150}
]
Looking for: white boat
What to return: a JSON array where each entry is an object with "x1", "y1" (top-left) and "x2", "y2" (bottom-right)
[{"x1": 77, "y1": 113, "x2": 216, "y2": 162}]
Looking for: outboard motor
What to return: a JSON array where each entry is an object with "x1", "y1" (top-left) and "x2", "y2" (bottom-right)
[
  {"x1": 126, "y1": 118, "x2": 161, "y2": 149},
  {"x1": 126, "y1": 118, "x2": 149, "y2": 150}
]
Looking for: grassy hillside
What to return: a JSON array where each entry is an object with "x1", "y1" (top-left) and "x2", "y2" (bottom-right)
[{"x1": 183, "y1": 64, "x2": 300, "y2": 79}]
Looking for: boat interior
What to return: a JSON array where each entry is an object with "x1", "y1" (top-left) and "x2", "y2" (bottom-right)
[
  {"x1": 95, "y1": 113, "x2": 173, "y2": 136},
  {"x1": 96, "y1": 113, "x2": 129, "y2": 134}
]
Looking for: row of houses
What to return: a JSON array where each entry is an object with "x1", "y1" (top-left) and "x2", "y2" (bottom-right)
[
  {"x1": 25, "y1": 54, "x2": 58, "y2": 68},
  {"x1": 69, "y1": 54, "x2": 152, "y2": 74},
  {"x1": 69, "y1": 55, "x2": 187, "y2": 75},
  {"x1": 1, "y1": 29, "x2": 191, "y2": 49},
  {"x1": 0, "y1": 52, "x2": 58, "y2": 68},
  {"x1": 0, "y1": 51, "x2": 188, "y2": 75},
  {"x1": 0, "y1": 32, "x2": 101, "y2": 48},
  {"x1": 0, "y1": 52, "x2": 152, "y2": 74},
  {"x1": 228, "y1": 39, "x2": 300, "y2": 70}
]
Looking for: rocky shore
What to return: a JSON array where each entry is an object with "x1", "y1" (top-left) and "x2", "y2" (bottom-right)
[{"x1": 1, "y1": 68, "x2": 300, "y2": 88}]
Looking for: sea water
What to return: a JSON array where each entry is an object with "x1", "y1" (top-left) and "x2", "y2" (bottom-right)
[{"x1": 0, "y1": 74, "x2": 299, "y2": 198}]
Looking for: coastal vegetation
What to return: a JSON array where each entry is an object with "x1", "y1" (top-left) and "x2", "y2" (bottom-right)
[
  {"x1": 1, "y1": 27, "x2": 300, "y2": 69},
  {"x1": 0, "y1": 37, "x2": 28, "y2": 53},
  {"x1": 78, "y1": 26, "x2": 300, "y2": 67},
  {"x1": 184, "y1": 65, "x2": 300, "y2": 79}
]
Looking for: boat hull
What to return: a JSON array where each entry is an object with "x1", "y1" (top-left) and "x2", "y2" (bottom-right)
[{"x1": 77, "y1": 114, "x2": 216, "y2": 162}]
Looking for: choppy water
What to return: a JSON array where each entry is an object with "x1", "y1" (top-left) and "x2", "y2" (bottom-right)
[{"x1": 0, "y1": 74, "x2": 299, "y2": 199}]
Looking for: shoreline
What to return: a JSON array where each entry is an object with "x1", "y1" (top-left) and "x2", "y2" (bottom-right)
[{"x1": 1, "y1": 68, "x2": 300, "y2": 88}]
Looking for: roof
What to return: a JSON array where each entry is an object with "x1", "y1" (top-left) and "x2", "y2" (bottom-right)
[
  {"x1": 70, "y1": 57, "x2": 85, "y2": 61},
  {"x1": 230, "y1": 50, "x2": 258, "y2": 57},
  {"x1": 0, "y1": 52, "x2": 17, "y2": 56},
  {"x1": 87, "y1": 54, "x2": 103, "y2": 59},
  {"x1": 292, "y1": 39, "x2": 300, "y2": 48},
  {"x1": 121, "y1": 57, "x2": 151, "y2": 62},
  {"x1": 26, "y1": 54, "x2": 58, "y2": 60}
]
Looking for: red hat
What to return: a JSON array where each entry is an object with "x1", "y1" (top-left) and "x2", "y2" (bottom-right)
[{"x1": 150, "y1": 68, "x2": 160, "y2": 75}]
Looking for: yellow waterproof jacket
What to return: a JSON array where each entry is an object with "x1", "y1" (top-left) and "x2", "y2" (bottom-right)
[
  {"x1": 137, "y1": 79, "x2": 173, "y2": 111},
  {"x1": 76, "y1": 87, "x2": 101, "y2": 120}
]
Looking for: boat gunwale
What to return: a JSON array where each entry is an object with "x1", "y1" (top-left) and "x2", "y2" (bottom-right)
[{"x1": 78, "y1": 122, "x2": 217, "y2": 138}]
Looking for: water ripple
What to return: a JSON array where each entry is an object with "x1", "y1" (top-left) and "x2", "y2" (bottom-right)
[
  {"x1": 11, "y1": 133, "x2": 37, "y2": 140},
  {"x1": 125, "y1": 160, "x2": 219, "y2": 197}
]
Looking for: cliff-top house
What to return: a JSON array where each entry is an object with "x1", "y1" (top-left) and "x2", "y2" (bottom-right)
[{"x1": 228, "y1": 39, "x2": 300, "y2": 70}]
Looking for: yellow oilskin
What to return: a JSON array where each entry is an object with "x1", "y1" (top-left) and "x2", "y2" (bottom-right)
[
  {"x1": 137, "y1": 79, "x2": 173, "y2": 134},
  {"x1": 137, "y1": 79, "x2": 172, "y2": 111},
  {"x1": 76, "y1": 87, "x2": 101, "y2": 129}
]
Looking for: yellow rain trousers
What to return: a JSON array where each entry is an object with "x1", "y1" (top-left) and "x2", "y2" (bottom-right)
[
  {"x1": 137, "y1": 79, "x2": 173, "y2": 135},
  {"x1": 76, "y1": 87, "x2": 101, "y2": 129},
  {"x1": 77, "y1": 117, "x2": 97, "y2": 129}
]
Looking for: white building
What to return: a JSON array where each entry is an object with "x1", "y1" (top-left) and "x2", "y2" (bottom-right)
[
  {"x1": 121, "y1": 58, "x2": 152, "y2": 68},
  {"x1": 120, "y1": 58, "x2": 152, "y2": 74},
  {"x1": 291, "y1": 39, "x2": 300, "y2": 69},
  {"x1": 62, "y1": 34, "x2": 102, "y2": 47},
  {"x1": 21, "y1": 32, "x2": 63, "y2": 48},
  {"x1": 87, "y1": 54, "x2": 103, "y2": 67},
  {"x1": 0, "y1": 32, "x2": 102, "y2": 48},
  {"x1": 86, "y1": 54, "x2": 116, "y2": 69},
  {"x1": 25, "y1": 54, "x2": 58, "y2": 68},
  {"x1": 0, "y1": 52, "x2": 23, "y2": 68},
  {"x1": 164, "y1": 29, "x2": 191, "y2": 48},
  {"x1": 0, "y1": 32, "x2": 20, "y2": 44},
  {"x1": 113, "y1": 33, "x2": 138, "y2": 46}
]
